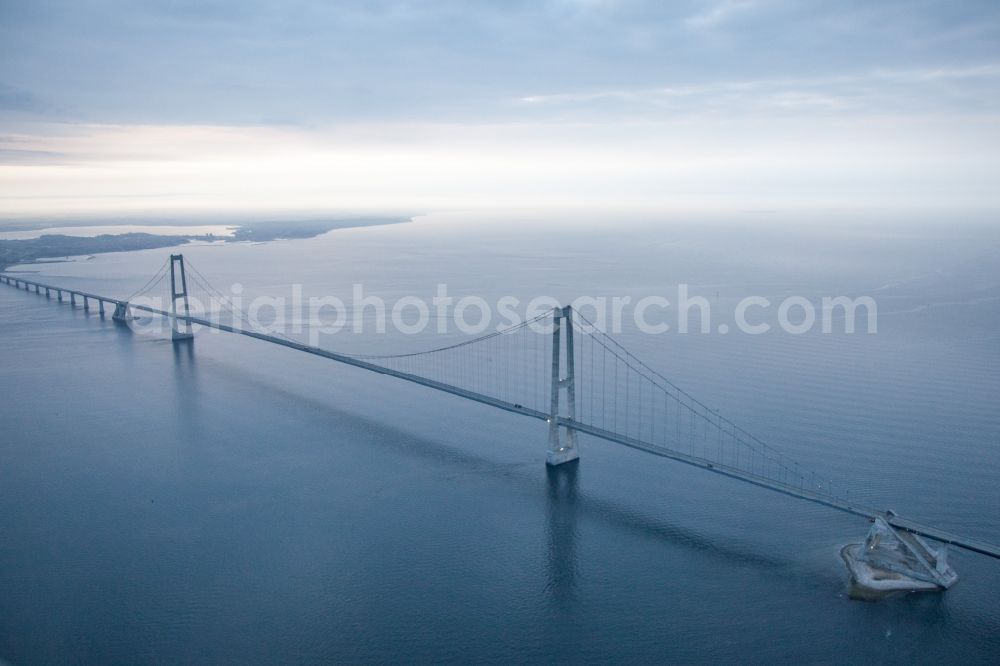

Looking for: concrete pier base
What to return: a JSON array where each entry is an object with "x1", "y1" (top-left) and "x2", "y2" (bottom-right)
[
  {"x1": 546, "y1": 446, "x2": 580, "y2": 466},
  {"x1": 112, "y1": 302, "x2": 134, "y2": 322}
]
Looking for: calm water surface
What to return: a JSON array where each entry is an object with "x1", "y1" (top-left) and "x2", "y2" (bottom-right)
[{"x1": 1, "y1": 214, "x2": 999, "y2": 663}]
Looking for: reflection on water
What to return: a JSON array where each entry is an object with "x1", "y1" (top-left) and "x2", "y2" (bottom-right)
[{"x1": 545, "y1": 460, "x2": 579, "y2": 608}]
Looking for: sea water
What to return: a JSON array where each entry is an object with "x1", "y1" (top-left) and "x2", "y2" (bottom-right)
[{"x1": 1, "y1": 212, "x2": 998, "y2": 663}]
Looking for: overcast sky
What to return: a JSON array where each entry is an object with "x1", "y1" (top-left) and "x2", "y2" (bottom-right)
[{"x1": 2, "y1": 0, "x2": 1000, "y2": 217}]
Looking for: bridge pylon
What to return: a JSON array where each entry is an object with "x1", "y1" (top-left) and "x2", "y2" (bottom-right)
[
  {"x1": 169, "y1": 254, "x2": 194, "y2": 341},
  {"x1": 547, "y1": 305, "x2": 580, "y2": 466}
]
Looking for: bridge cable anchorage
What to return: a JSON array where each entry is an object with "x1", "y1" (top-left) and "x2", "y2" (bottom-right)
[{"x1": 10, "y1": 261, "x2": 999, "y2": 566}]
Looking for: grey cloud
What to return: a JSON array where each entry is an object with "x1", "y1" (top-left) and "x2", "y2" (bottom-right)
[
  {"x1": 0, "y1": 148, "x2": 68, "y2": 165},
  {"x1": 0, "y1": 84, "x2": 50, "y2": 113},
  {"x1": 0, "y1": 0, "x2": 999, "y2": 125},
  {"x1": 518, "y1": 64, "x2": 1000, "y2": 117}
]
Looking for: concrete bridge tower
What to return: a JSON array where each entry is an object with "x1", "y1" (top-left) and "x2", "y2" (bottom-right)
[
  {"x1": 547, "y1": 305, "x2": 579, "y2": 466},
  {"x1": 169, "y1": 254, "x2": 194, "y2": 341}
]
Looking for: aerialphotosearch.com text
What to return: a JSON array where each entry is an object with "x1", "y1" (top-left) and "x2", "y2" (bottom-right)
[{"x1": 129, "y1": 283, "x2": 878, "y2": 342}]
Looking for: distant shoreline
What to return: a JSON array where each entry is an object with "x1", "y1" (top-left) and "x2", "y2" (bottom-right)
[{"x1": 0, "y1": 217, "x2": 410, "y2": 273}]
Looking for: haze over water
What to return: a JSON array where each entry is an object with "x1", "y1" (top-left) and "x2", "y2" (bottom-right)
[
  {"x1": 1, "y1": 213, "x2": 999, "y2": 663},
  {"x1": 4, "y1": 0, "x2": 1000, "y2": 661}
]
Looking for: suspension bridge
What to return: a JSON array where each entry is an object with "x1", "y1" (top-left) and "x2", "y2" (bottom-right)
[{"x1": 3, "y1": 254, "x2": 999, "y2": 592}]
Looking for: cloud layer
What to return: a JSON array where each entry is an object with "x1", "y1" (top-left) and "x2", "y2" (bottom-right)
[{"x1": 2, "y1": 0, "x2": 1000, "y2": 214}]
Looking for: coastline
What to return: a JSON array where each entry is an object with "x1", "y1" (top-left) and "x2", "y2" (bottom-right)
[{"x1": 0, "y1": 216, "x2": 410, "y2": 274}]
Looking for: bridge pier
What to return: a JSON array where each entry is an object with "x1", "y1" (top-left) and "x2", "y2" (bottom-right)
[
  {"x1": 99, "y1": 300, "x2": 105, "y2": 316},
  {"x1": 112, "y1": 302, "x2": 134, "y2": 323},
  {"x1": 57, "y1": 290, "x2": 63, "y2": 302},
  {"x1": 83, "y1": 296, "x2": 89, "y2": 311},
  {"x1": 45, "y1": 287, "x2": 50, "y2": 298},
  {"x1": 70, "y1": 293, "x2": 76, "y2": 307},
  {"x1": 547, "y1": 305, "x2": 580, "y2": 466}
]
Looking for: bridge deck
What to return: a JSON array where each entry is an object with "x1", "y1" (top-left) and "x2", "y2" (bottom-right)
[{"x1": 4, "y1": 273, "x2": 1000, "y2": 561}]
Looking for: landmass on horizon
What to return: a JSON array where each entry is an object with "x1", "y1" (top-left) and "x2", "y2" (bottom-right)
[{"x1": 0, "y1": 217, "x2": 409, "y2": 272}]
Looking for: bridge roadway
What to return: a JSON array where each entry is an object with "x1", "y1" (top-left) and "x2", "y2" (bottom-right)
[{"x1": 3, "y1": 273, "x2": 1000, "y2": 561}]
